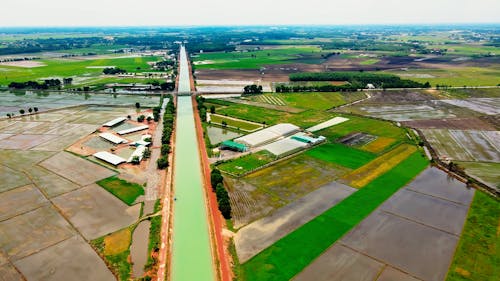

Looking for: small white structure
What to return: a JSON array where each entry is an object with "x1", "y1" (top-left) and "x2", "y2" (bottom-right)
[
  {"x1": 130, "y1": 134, "x2": 152, "y2": 147},
  {"x1": 128, "y1": 145, "x2": 147, "y2": 163},
  {"x1": 366, "y1": 83, "x2": 376, "y2": 89},
  {"x1": 117, "y1": 125, "x2": 149, "y2": 135},
  {"x1": 93, "y1": 151, "x2": 126, "y2": 166},
  {"x1": 235, "y1": 123, "x2": 300, "y2": 147},
  {"x1": 306, "y1": 117, "x2": 349, "y2": 132},
  {"x1": 99, "y1": 133, "x2": 128, "y2": 144},
  {"x1": 103, "y1": 117, "x2": 126, "y2": 127}
]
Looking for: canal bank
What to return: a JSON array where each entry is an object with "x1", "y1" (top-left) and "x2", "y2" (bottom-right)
[{"x1": 170, "y1": 46, "x2": 215, "y2": 281}]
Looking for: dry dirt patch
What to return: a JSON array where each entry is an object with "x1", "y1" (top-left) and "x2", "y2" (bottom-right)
[
  {"x1": 0, "y1": 61, "x2": 46, "y2": 68},
  {"x1": 0, "y1": 134, "x2": 59, "y2": 150},
  {"x1": 0, "y1": 263, "x2": 24, "y2": 281}
]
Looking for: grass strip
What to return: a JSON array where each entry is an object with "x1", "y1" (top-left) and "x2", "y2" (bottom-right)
[
  {"x1": 97, "y1": 176, "x2": 144, "y2": 206},
  {"x1": 446, "y1": 191, "x2": 500, "y2": 281},
  {"x1": 241, "y1": 151, "x2": 428, "y2": 281}
]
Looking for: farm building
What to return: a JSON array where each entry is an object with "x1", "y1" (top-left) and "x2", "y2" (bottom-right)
[
  {"x1": 117, "y1": 125, "x2": 149, "y2": 135},
  {"x1": 221, "y1": 140, "x2": 248, "y2": 152},
  {"x1": 306, "y1": 117, "x2": 349, "y2": 132},
  {"x1": 291, "y1": 133, "x2": 326, "y2": 144},
  {"x1": 262, "y1": 137, "x2": 308, "y2": 158},
  {"x1": 235, "y1": 123, "x2": 300, "y2": 147},
  {"x1": 93, "y1": 151, "x2": 127, "y2": 166},
  {"x1": 128, "y1": 145, "x2": 147, "y2": 163},
  {"x1": 103, "y1": 117, "x2": 127, "y2": 127},
  {"x1": 99, "y1": 133, "x2": 128, "y2": 144},
  {"x1": 130, "y1": 134, "x2": 152, "y2": 147}
]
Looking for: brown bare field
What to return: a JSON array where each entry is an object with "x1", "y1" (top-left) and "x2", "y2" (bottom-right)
[
  {"x1": 403, "y1": 117, "x2": 497, "y2": 130},
  {"x1": 0, "y1": 61, "x2": 46, "y2": 68},
  {"x1": 104, "y1": 227, "x2": 132, "y2": 256},
  {"x1": 361, "y1": 137, "x2": 396, "y2": 153},
  {"x1": 196, "y1": 69, "x2": 291, "y2": 83},
  {"x1": 343, "y1": 144, "x2": 417, "y2": 188},
  {"x1": 0, "y1": 263, "x2": 24, "y2": 281},
  {"x1": 0, "y1": 184, "x2": 47, "y2": 221}
]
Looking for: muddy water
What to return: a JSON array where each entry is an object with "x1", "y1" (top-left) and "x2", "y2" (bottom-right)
[
  {"x1": 130, "y1": 220, "x2": 151, "y2": 278},
  {"x1": 170, "y1": 46, "x2": 215, "y2": 281}
]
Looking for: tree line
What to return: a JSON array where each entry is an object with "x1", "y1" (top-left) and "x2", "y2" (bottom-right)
[
  {"x1": 288, "y1": 71, "x2": 429, "y2": 89},
  {"x1": 8, "y1": 79, "x2": 62, "y2": 90},
  {"x1": 210, "y1": 169, "x2": 231, "y2": 219},
  {"x1": 157, "y1": 95, "x2": 175, "y2": 170}
]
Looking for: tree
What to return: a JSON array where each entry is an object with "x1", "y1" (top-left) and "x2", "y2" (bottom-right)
[
  {"x1": 33, "y1": 107, "x2": 38, "y2": 113},
  {"x1": 143, "y1": 148, "x2": 151, "y2": 159},
  {"x1": 161, "y1": 144, "x2": 170, "y2": 155},
  {"x1": 19, "y1": 109, "x2": 25, "y2": 115},
  {"x1": 28, "y1": 108, "x2": 33, "y2": 113},
  {"x1": 157, "y1": 156, "x2": 169, "y2": 169},
  {"x1": 221, "y1": 120, "x2": 227, "y2": 128},
  {"x1": 210, "y1": 169, "x2": 223, "y2": 191},
  {"x1": 147, "y1": 116, "x2": 152, "y2": 123},
  {"x1": 210, "y1": 105, "x2": 216, "y2": 114},
  {"x1": 131, "y1": 156, "x2": 140, "y2": 165},
  {"x1": 6, "y1": 113, "x2": 11, "y2": 118},
  {"x1": 127, "y1": 115, "x2": 131, "y2": 120},
  {"x1": 216, "y1": 183, "x2": 231, "y2": 219},
  {"x1": 137, "y1": 115, "x2": 145, "y2": 122},
  {"x1": 135, "y1": 102, "x2": 141, "y2": 109}
]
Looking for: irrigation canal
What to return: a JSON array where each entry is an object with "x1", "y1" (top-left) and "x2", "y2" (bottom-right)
[{"x1": 170, "y1": 45, "x2": 215, "y2": 281}]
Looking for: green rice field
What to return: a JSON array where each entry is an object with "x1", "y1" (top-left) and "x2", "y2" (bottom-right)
[
  {"x1": 96, "y1": 176, "x2": 144, "y2": 206},
  {"x1": 217, "y1": 150, "x2": 275, "y2": 176},
  {"x1": 306, "y1": 143, "x2": 377, "y2": 169}
]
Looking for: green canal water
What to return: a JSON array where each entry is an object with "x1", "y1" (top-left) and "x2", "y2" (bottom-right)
[{"x1": 171, "y1": 46, "x2": 215, "y2": 281}]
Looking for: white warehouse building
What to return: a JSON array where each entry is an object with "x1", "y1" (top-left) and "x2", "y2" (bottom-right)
[{"x1": 234, "y1": 123, "x2": 300, "y2": 147}]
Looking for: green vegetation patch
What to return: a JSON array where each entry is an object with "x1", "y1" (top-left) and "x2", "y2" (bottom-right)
[
  {"x1": 217, "y1": 150, "x2": 275, "y2": 176},
  {"x1": 91, "y1": 227, "x2": 132, "y2": 281},
  {"x1": 306, "y1": 143, "x2": 377, "y2": 169},
  {"x1": 97, "y1": 176, "x2": 144, "y2": 206},
  {"x1": 446, "y1": 191, "x2": 500, "y2": 281},
  {"x1": 209, "y1": 114, "x2": 263, "y2": 131},
  {"x1": 193, "y1": 46, "x2": 326, "y2": 70},
  {"x1": 241, "y1": 152, "x2": 428, "y2": 281},
  {"x1": 144, "y1": 200, "x2": 162, "y2": 272}
]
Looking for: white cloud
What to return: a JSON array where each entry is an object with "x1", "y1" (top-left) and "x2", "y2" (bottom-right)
[{"x1": 1, "y1": 0, "x2": 499, "y2": 26}]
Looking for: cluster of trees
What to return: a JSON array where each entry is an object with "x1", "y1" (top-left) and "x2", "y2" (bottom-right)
[
  {"x1": 210, "y1": 169, "x2": 231, "y2": 219},
  {"x1": 154, "y1": 60, "x2": 175, "y2": 71},
  {"x1": 275, "y1": 83, "x2": 360, "y2": 93},
  {"x1": 8, "y1": 79, "x2": 62, "y2": 90},
  {"x1": 243, "y1": 85, "x2": 263, "y2": 95},
  {"x1": 157, "y1": 95, "x2": 175, "y2": 170},
  {"x1": 103, "y1": 67, "x2": 127, "y2": 75},
  {"x1": 289, "y1": 72, "x2": 428, "y2": 89}
]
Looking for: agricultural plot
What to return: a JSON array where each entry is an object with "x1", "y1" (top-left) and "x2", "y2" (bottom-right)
[
  {"x1": 253, "y1": 94, "x2": 286, "y2": 106},
  {"x1": 14, "y1": 236, "x2": 115, "y2": 281},
  {"x1": 235, "y1": 181, "x2": 356, "y2": 262},
  {"x1": 342, "y1": 144, "x2": 417, "y2": 188},
  {"x1": 40, "y1": 152, "x2": 115, "y2": 186},
  {"x1": 422, "y1": 129, "x2": 500, "y2": 162},
  {"x1": 52, "y1": 184, "x2": 141, "y2": 240},
  {"x1": 206, "y1": 126, "x2": 243, "y2": 145},
  {"x1": 358, "y1": 104, "x2": 456, "y2": 121},
  {"x1": 0, "y1": 205, "x2": 75, "y2": 260},
  {"x1": 306, "y1": 143, "x2": 376, "y2": 169},
  {"x1": 208, "y1": 114, "x2": 263, "y2": 132},
  {"x1": 0, "y1": 185, "x2": 47, "y2": 221},
  {"x1": 361, "y1": 136, "x2": 396, "y2": 153},
  {"x1": 332, "y1": 167, "x2": 474, "y2": 281},
  {"x1": 338, "y1": 132, "x2": 377, "y2": 147},
  {"x1": 0, "y1": 91, "x2": 159, "y2": 116},
  {"x1": 403, "y1": 117, "x2": 497, "y2": 130},
  {"x1": 456, "y1": 161, "x2": 500, "y2": 188},
  {"x1": 440, "y1": 98, "x2": 500, "y2": 115},
  {"x1": 241, "y1": 152, "x2": 428, "y2": 281},
  {"x1": 217, "y1": 150, "x2": 275, "y2": 176},
  {"x1": 227, "y1": 154, "x2": 348, "y2": 228}
]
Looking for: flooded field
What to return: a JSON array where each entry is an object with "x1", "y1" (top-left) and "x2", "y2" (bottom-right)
[{"x1": 206, "y1": 126, "x2": 242, "y2": 144}]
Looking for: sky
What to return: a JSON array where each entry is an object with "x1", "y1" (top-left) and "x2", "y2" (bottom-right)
[{"x1": 1, "y1": 0, "x2": 499, "y2": 27}]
